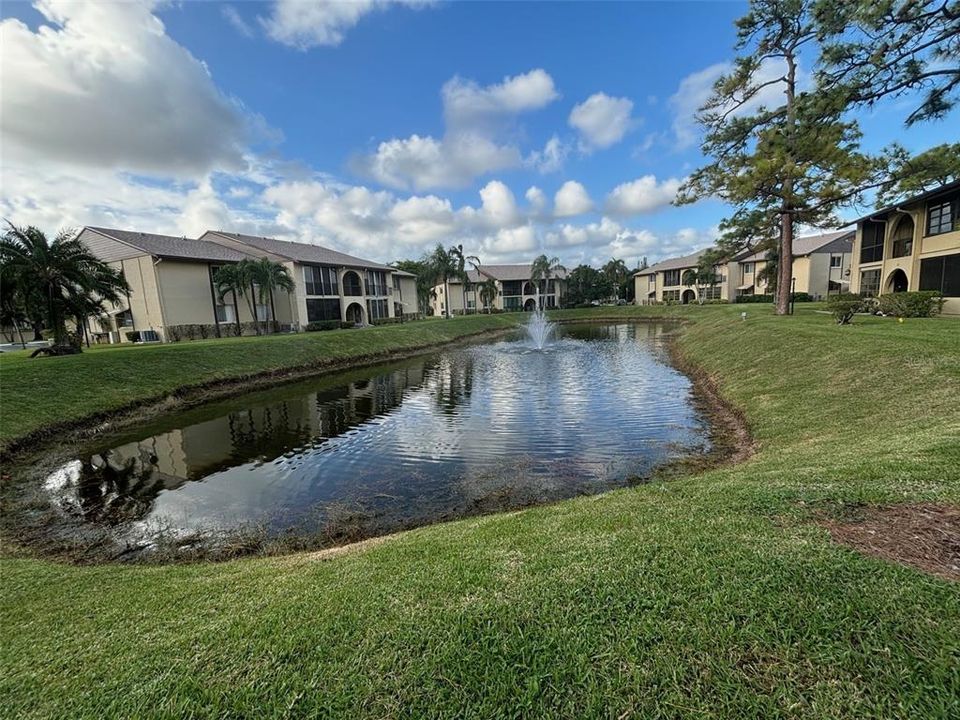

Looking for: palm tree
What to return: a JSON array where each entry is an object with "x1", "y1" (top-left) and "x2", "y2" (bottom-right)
[
  {"x1": 0, "y1": 262, "x2": 28, "y2": 347},
  {"x1": 602, "y1": 258, "x2": 629, "y2": 301},
  {"x1": 449, "y1": 244, "x2": 480, "y2": 315},
  {"x1": 213, "y1": 262, "x2": 254, "y2": 335},
  {"x1": 426, "y1": 244, "x2": 458, "y2": 318},
  {"x1": 249, "y1": 257, "x2": 295, "y2": 334},
  {"x1": 479, "y1": 278, "x2": 498, "y2": 313},
  {"x1": 0, "y1": 223, "x2": 129, "y2": 352},
  {"x1": 530, "y1": 254, "x2": 566, "y2": 309}
]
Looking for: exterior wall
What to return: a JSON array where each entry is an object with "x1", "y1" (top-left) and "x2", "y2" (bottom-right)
[
  {"x1": 155, "y1": 260, "x2": 221, "y2": 327},
  {"x1": 851, "y1": 202, "x2": 960, "y2": 315},
  {"x1": 119, "y1": 255, "x2": 165, "y2": 341},
  {"x1": 394, "y1": 275, "x2": 419, "y2": 317}
]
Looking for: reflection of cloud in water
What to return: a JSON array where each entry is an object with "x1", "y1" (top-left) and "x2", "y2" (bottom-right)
[{"x1": 43, "y1": 323, "x2": 708, "y2": 548}]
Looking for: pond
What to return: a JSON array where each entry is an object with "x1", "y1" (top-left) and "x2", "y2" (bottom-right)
[{"x1": 38, "y1": 322, "x2": 710, "y2": 557}]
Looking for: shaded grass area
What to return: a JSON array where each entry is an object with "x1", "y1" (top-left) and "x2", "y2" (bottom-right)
[
  {"x1": 2, "y1": 305, "x2": 960, "y2": 718},
  {"x1": 0, "y1": 315, "x2": 519, "y2": 451}
]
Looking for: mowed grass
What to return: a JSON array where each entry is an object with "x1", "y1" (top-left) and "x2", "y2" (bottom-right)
[
  {"x1": 0, "y1": 314, "x2": 518, "y2": 449},
  {"x1": 2, "y1": 305, "x2": 960, "y2": 718}
]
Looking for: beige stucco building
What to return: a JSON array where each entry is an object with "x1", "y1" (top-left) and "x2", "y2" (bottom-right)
[
  {"x1": 78, "y1": 227, "x2": 419, "y2": 343},
  {"x1": 848, "y1": 181, "x2": 959, "y2": 315},
  {"x1": 430, "y1": 264, "x2": 567, "y2": 315},
  {"x1": 633, "y1": 231, "x2": 853, "y2": 304}
]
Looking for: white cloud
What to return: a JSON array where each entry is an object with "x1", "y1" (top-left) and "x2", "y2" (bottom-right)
[
  {"x1": 568, "y1": 92, "x2": 636, "y2": 151},
  {"x1": 355, "y1": 69, "x2": 559, "y2": 190},
  {"x1": 262, "y1": 0, "x2": 431, "y2": 49},
  {"x1": 605, "y1": 175, "x2": 684, "y2": 216},
  {"x1": 525, "y1": 186, "x2": 548, "y2": 215},
  {"x1": 526, "y1": 135, "x2": 569, "y2": 174},
  {"x1": 443, "y1": 69, "x2": 558, "y2": 127},
  {"x1": 554, "y1": 181, "x2": 593, "y2": 218},
  {"x1": 222, "y1": 5, "x2": 254, "y2": 38},
  {"x1": 669, "y1": 59, "x2": 793, "y2": 149},
  {"x1": 0, "y1": 0, "x2": 256, "y2": 178}
]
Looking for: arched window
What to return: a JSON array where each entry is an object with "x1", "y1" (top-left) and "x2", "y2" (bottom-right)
[
  {"x1": 891, "y1": 216, "x2": 914, "y2": 258},
  {"x1": 342, "y1": 271, "x2": 362, "y2": 296}
]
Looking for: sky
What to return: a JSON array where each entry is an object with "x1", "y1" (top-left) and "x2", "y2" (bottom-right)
[{"x1": 0, "y1": 0, "x2": 954, "y2": 269}]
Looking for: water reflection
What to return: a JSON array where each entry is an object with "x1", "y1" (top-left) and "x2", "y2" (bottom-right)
[{"x1": 44, "y1": 323, "x2": 707, "y2": 549}]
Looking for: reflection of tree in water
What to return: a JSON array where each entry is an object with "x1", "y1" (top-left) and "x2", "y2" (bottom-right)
[
  {"x1": 73, "y1": 447, "x2": 167, "y2": 524},
  {"x1": 431, "y1": 355, "x2": 475, "y2": 415}
]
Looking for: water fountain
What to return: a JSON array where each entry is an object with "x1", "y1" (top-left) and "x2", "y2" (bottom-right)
[{"x1": 524, "y1": 292, "x2": 555, "y2": 350}]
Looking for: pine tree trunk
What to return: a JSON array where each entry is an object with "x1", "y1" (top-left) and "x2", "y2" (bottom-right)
[{"x1": 777, "y1": 213, "x2": 794, "y2": 315}]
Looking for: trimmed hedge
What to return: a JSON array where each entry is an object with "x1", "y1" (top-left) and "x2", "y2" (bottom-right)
[{"x1": 735, "y1": 293, "x2": 812, "y2": 304}]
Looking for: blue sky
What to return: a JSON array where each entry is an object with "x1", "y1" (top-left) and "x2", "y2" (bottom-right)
[{"x1": 1, "y1": 1, "x2": 954, "y2": 267}]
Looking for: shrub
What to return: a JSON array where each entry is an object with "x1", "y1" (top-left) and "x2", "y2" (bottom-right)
[
  {"x1": 826, "y1": 293, "x2": 865, "y2": 325},
  {"x1": 876, "y1": 291, "x2": 944, "y2": 318},
  {"x1": 305, "y1": 320, "x2": 340, "y2": 332},
  {"x1": 371, "y1": 317, "x2": 401, "y2": 326},
  {"x1": 735, "y1": 294, "x2": 773, "y2": 303}
]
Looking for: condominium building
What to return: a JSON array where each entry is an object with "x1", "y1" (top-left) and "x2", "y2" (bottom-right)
[
  {"x1": 848, "y1": 181, "x2": 959, "y2": 314},
  {"x1": 430, "y1": 264, "x2": 567, "y2": 315},
  {"x1": 77, "y1": 226, "x2": 419, "y2": 343},
  {"x1": 634, "y1": 231, "x2": 853, "y2": 304}
]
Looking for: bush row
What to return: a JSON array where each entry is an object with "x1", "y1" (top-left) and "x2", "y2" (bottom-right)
[
  {"x1": 734, "y1": 293, "x2": 813, "y2": 304},
  {"x1": 826, "y1": 291, "x2": 944, "y2": 324}
]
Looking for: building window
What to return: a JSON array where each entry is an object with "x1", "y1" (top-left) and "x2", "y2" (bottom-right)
[
  {"x1": 342, "y1": 271, "x2": 363, "y2": 296},
  {"x1": 701, "y1": 286, "x2": 722, "y2": 300},
  {"x1": 648, "y1": 276, "x2": 655, "y2": 288},
  {"x1": 891, "y1": 217, "x2": 915, "y2": 258},
  {"x1": 501, "y1": 280, "x2": 523, "y2": 296},
  {"x1": 830, "y1": 255, "x2": 842, "y2": 268},
  {"x1": 503, "y1": 296, "x2": 521, "y2": 311},
  {"x1": 303, "y1": 265, "x2": 338, "y2": 296},
  {"x1": 919, "y1": 253, "x2": 960, "y2": 296},
  {"x1": 306, "y1": 298, "x2": 341, "y2": 322},
  {"x1": 545, "y1": 295, "x2": 556, "y2": 308},
  {"x1": 392, "y1": 274, "x2": 401, "y2": 290},
  {"x1": 366, "y1": 298, "x2": 388, "y2": 320},
  {"x1": 662, "y1": 289, "x2": 681, "y2": 302},
  {"x1": 256, "y1": 304, "x2": 270, "y2": 322},
  {"x1": 364, "y1": 270, "x2": 388, "y2": 297},
  {"x1": 215, "y1": 304, "x2": 236, "y2": 324},
  {"x1": 859, "y1": 221, "x2": 885, "y2": 264},
  {"x1": 926, "y1": 194, "x2": 958, "y2": 236},
  {"x1": 859, "y1": 269, "x2": 881, "y2": 297},
  {"x1": 116, "y1": 309, "x2": 134, "y2": 327},
  {"x1": 663, "y1": 269, "x2": 681, "y2": 286}
]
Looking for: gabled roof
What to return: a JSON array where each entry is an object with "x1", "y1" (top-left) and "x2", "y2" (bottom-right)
[
  {"x1": 205, "y1": 231, "x2": 393, "y2": 271},
  {"x1": 846, "y1": 179, "x2": 960, "y2": 226},
  {"x1": 85, "y1": 227, "x2": 254, "y2": 263},
  {"x1": 735, "y1": 230, "x2": 854, "y2": 263},
  {"x1": 479, "y1": 264, "x2": 569, "y2": 281},
  {"x1": 445, "y1": 270, "x2": 485, "y2": 285},
  {"x1": 633, "y1": 248, "x2": 713, "y2": 276}
]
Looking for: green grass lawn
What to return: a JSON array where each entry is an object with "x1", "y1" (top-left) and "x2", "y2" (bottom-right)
[{"x1": 2, "y1": 305, "x2": 959, "y2": 718}]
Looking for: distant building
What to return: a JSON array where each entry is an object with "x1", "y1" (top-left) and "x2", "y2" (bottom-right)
[
  {"x1": 76, "y1": 227, "x2": 419, "y2": 343},
  {"x1": 633, "y1": 230, "x2": 853, "y2": 304},
  {"x1": 848, "y1": 180, "x2": 959, "y2": 315},
  {"x1": 431, "y1": 263, "x2": 568, "y2": 315}
]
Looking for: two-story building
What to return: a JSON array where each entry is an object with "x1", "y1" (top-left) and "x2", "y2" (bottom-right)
[
  {"x1": 848, "y1": 181, "x2": 959, "y2": 314},
  {"x1": 633, "y1": 230, "x2": 854, "y2": 304},
  {"x1": 733, "y1": 230, "x2": 853, "y2": 299},
  {"x1": 633, "y1": 248, "x2": 731, "y2": 304},
  {"x1": 78, "y1": 226, "x2": 419, "y2": 342},
  {"x1": 431, "y1": 263, "x2": 567, "y2": 315}
]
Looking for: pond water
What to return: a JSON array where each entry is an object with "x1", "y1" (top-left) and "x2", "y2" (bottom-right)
[{"x1": 41, "y1": 323, "x2": 709, "y2": 553}]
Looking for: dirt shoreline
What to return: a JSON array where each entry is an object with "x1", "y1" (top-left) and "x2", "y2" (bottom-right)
[{"x1": 1, "y1": 316, "x2": 755, "y2": 565}]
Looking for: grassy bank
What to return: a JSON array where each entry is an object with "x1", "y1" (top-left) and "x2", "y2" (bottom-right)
[
  {"x1": 0, "y1": 314, "x2": 519, "y2": 451},
  {"x1": 2, "y1": 305, "x2": 959, "y2": 718}
]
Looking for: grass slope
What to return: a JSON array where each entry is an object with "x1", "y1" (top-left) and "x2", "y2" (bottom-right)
[{"x1": 2, "y1": 306, "x2": 959, "y2": 718}]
